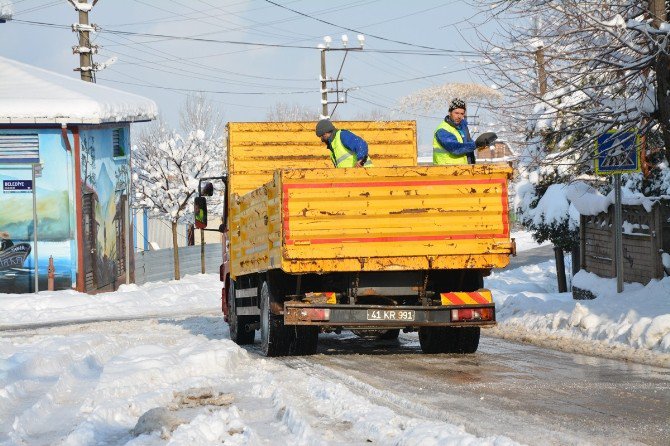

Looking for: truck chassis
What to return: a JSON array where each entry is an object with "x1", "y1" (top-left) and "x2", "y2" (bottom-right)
[{"x1": 225, "y1": 268, "x2": 494, "y2": 356}]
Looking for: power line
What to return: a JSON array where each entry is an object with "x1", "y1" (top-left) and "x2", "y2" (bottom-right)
[
  {"x1": 101, "y1": 68, "x2": 268, "y2": 110},
  {"x1": 10, "y1": 19, "x2": 466, "y2": 56},
  {"x1": 353, "y1": 67, "x2": 471, "y2": 89},
  {"x1": 96, "y1": 76, "x2": 316, "y2": 95},
  {"x1": 262, "y1": 0, "x2": 478, "y2": 55},
  {"x1": 12, "y1": 0, "x2": 61, "y2": 16},
  {"x1": 94, "y1": 37, "x2": 313, "y2": 89}
]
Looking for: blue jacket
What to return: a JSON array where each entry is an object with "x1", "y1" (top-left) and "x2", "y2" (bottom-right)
[
  {"x1": 435, "y1": 118, "x2": 475, "y2": 156},
  {"x1": 327, "y1": 129, "x2": 368, "y2": 160}
]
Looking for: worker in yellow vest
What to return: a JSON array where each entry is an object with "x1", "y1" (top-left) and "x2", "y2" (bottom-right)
[
  {"x1": 433, "y1": 98, "x2": 476, "y2": 165},
  {"x1": 315, "y1": 119, "x2": 372, "y2": 168}
]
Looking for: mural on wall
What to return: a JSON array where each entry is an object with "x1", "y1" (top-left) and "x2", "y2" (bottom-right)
[
  {"x1": 80, "y1": 126, "x2": 130, "y2": 291},
  {"x1": 0, "y1": 130, "x2": 76, "y2": 293}
]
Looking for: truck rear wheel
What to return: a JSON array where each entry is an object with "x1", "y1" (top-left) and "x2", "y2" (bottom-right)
[
  {"x1": 228, "y1": 279, "x2": 255, "y2": 345},
  {"x1": 448, "y1": 327, "x2": 480, "y2": 353},
  {"x1": 260, "y1": 280, "x2": 291, "y2": 357},
  {"x1": 419, "y1": 327, "x2": 448, "y2": 353}
]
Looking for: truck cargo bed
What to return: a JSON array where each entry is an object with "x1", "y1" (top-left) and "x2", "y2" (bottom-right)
[{"x1": 229, "y1": 164, "x2": 514, "y2": 277}]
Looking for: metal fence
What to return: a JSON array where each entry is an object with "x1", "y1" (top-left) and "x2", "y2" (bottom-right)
[
  {"x1": 134, "y1": 243, "x2": 222, "y2": 285},
  {"x1": 132, "y1": 209, "x2": 222, "y2": 251}
]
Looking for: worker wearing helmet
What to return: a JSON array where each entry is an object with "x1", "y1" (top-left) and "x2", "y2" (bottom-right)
[
  {"x1": 315, "y1": 119, "x2": 372, "y2": 168},
  {"x1": 433, "y1": 98, "x2": 476, "y2": 165}
]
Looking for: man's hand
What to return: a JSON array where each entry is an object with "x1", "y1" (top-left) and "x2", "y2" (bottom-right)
[{"x1": 355, "y1": 156, "x2": 368, "y2": 167}]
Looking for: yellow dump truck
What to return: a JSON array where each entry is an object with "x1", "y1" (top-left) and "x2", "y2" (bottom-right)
[{"x1": 200, "y1": 121, "x2": 514, "y2": 356}]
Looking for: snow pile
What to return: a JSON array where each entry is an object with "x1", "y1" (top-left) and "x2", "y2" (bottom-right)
[
  {"x1": 1, "y1": 315, "x2": 255, "y2": 445},
  {"x1": 528, "y1": 183, "x2": 579, "y2": 229},
  {"x1": 1, "y1": 257, "x2": 668, "y2": 443},
  {"x1": 0, "y1": 274, "x2": 222, "y2": 329},
  {"x1": 0, "y1": 288, "x2": 519, "y2": 445},
  {"x1": 0, "y1": 56, "x2": 157, "y2": 124},
  {"x1": 487, "y1": 261, "x2": 670, "y2": 365}
]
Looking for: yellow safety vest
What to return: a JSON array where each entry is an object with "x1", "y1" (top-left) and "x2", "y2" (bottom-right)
[
  {"x1": 329, "y1": 130, "x2": 373, "y2": 168},
  {"x1": 433, "y1": 121, "x2": 468, "y2": 165}
]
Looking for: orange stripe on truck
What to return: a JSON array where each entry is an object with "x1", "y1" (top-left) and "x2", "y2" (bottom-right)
[
  {"x1": 440, "y1": 290, "x2": 493, "y2": 306},
  {"x1": 282, "y1": 179, "x2": 509, "y2": 245}
]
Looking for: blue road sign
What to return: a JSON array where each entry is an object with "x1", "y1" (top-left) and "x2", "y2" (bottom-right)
[
  {"x1": 3, "y1": 180, "x2": 32, "y2": 192},
  {"x1": 595, "y1": 130, "x2": 640, "y2": 175}
]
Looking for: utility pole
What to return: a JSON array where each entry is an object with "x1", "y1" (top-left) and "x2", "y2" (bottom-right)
[
  {"x1": 533, "y1": 17, "x2": 547, "y2": 96},
  {"x1": 70, "y1": 0, "x2": 98, "y2": 82},
  {"x1": 318, "y1": 34, "x2": 364, "y2": 119},
  {"x1": 320, "y1": 48, "x2": 328, "y2": 118}
]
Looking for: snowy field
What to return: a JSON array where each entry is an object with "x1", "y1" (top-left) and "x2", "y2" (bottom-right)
[{"x1": 1, "y1": 231, "x2": 669, "y2": 444}]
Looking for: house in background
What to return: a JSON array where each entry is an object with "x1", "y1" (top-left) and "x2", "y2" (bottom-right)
[
  {"x1": 477, "y1": 139, "x2": 517, "y2": 164},
  {"x1": 0, "y1": 56, "x2": 156, "y2": 294}
]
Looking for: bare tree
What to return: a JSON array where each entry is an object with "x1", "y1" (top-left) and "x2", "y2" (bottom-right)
[
  {"x1": 474, "y1": 1, "x2": 670, "y2": 291},
  {"x1": 476, "y1": 0, "x2": 669, "y2": 168},
  {"x1": 265, "y1": 102, "x2": 319, "y2": 121},
  {"x1": 133, "y1": 94, "x2": 225, "y2": 280},
  {"x1": 398, "y1": 82, "x2": 502, "y2": 114},
  {"x1": 351, "y1": 108, "x2": 392, "y2": 121}
]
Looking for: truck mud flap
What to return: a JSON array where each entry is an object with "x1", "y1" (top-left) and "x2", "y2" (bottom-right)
[{"x1": 283, "y1": 303, "x2": 495, "y2": 327}]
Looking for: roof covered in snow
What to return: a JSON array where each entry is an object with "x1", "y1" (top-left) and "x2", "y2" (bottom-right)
[{"x1": 0, "y1": 56, "x2": 157, "y2": 124}]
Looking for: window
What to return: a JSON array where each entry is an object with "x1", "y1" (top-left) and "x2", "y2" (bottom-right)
[
  {"x1": 112, "y1": 128, "x2": 126, "y2": 158},
  {"x1": 0, "y1": 133, "x2": 39, "y2": 164}
]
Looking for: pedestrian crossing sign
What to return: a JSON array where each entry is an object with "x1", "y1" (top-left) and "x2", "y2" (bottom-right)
[{"x1": 595, "y1": 130, "x2": 640, "y2": 175}]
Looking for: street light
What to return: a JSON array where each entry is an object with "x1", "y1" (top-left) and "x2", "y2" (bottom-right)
[
  {"x1": 357, "y1": 34, "x2": 365, "y2": 48},
  {"x1": 318, "y1": 34, "x2": 365, "y2": 119}
]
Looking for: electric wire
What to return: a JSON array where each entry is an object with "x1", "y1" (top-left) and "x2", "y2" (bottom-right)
[
  {"x1": 10, "y1": 19, "x2": 468, "y2": 57},
  {"x1": 262, "y1": 0, "x2": 478, "y2": 55}
]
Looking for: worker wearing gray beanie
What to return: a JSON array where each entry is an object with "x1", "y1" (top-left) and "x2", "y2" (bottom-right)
[{"x1": 315, "y1": 119, "x2": 372, "y2": 168}]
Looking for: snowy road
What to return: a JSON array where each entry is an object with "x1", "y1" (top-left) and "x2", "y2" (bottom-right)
[
  {"x1": 283, "y1": 332, "x2": 670, "y2": 446},
  {"x1": 3, "y1": 314, "x2": 668, "y2": 446}
]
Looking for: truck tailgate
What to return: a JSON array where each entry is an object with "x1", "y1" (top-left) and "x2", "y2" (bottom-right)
[{"x1": 279, "y1": 164, "x2": 514, "y2": 273}]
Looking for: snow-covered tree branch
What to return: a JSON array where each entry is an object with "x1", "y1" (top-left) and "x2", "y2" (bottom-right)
[
  {"x1": 476, "y1": 0, "x2": 670, "y2": 170},
  {"x1": 132, "y1": 94, "x2": 225, "y2": 279}
]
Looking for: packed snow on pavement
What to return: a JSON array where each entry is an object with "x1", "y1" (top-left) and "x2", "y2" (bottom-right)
[{"x1": 1, "y1": 231, "x2": 668, "y2": 445}]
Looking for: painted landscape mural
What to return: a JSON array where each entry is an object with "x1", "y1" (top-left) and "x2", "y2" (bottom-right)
[
  {"x1": 0, "y1": 130, "x2": 76, "y2": 293},
  {"x1": 80, "y1": 126, "x2": 130, "y2": 292}
]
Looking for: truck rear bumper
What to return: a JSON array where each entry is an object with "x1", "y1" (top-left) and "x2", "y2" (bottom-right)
[{"x1": 283, "y1": 302, "x2": 496, "y2": 327}]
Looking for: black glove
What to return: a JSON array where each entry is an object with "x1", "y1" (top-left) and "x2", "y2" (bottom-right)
[{"x1": 475, "y1": 132, "x2": 498, "y2": 148}]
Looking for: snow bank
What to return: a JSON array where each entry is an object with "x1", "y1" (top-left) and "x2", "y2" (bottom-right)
[
  {"x1": 0, "y1": 274, "x2": 221, "y2": 329},
  {"x1": 487, "y1": 261, "x2": 670, "y2": 366}
]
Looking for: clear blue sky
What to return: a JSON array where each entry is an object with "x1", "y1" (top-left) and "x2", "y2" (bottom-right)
[{"x1": 1, "y1": 0, "x2": 500, "y2": 152}]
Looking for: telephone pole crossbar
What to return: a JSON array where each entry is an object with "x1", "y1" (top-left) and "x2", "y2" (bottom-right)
[
  {"x1": 70, "y1": 0, "x2": 97, "y2": 82},
  {"x1": 318, "y1": 34, "x2": 364, "y2": 119}
]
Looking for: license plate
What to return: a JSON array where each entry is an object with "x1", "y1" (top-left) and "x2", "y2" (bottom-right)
[{"x1": 366, "y1": 309, "x2": 415, "y2": 321}]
